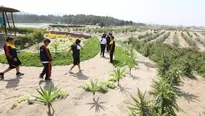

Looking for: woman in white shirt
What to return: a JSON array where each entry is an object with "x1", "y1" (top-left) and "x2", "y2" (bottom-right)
[{"x1": 100, "y1": 34, "x2": 107, "y2": 57}]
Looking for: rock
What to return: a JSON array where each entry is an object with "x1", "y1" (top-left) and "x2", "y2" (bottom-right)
[{"x1": 28, "y1": 97, "x2": 36, "y2": 105}]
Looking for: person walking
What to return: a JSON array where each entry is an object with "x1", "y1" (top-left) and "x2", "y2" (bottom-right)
[
  {"x1": 0, "y1": 37, "x2": 24, "y2": 79},
  {"x1": 39, "y1": 39, "x2": 52, "y2": 81},
  {"x1": 100, "y1": 34, "x2": 107, "y2": 57},
  {"x1": 109, "y1": 36, "x2": 115, "y2": 63},
  {"x1": 66, "y1": 39, "x2": 82, "y2": 73},
  {"x1": 106, "y1": 33, "x2": 112, "y2": 52}
]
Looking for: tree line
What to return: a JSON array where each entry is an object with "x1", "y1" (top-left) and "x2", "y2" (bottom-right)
[{"x1": 12, "y1": 14, "x2": 146, "y2": 27}]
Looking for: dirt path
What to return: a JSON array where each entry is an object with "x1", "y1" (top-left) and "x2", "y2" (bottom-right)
[
  {"x1": 0, "y1": 50, "x2": 158, "y2": 116},
  {"x1": 163, "y1": 31, "x2": 174, "y2": 45},
  {"x1": 177, "y1": 31, "x2": 189, "y2": 48}
]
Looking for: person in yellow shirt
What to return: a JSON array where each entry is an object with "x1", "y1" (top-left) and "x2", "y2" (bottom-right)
[
  {"x1": 0, "y1": 37, "x2": 24, "y2": 79},
  {"x1": 109, "y1": 36, "x2": 115, "y2": 63}
]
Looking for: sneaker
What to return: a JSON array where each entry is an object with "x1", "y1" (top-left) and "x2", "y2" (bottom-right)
[
  {"x1": 69, "y1": 70, "x2": 73, "y2": 74},
  {"x1": 16, "y1": 72, "x2": 24, "y2": 77},
  {"x1": 39, "y1": 75, "x2": 43, "y2": 79},
  {"x1": 0, "y1": 73, "x2": 4, "y2": 80}
]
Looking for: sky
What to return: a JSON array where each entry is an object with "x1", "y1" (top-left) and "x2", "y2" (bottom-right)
[{"x1": 1, "y1": 0, "x2": 205, "y2": 26}]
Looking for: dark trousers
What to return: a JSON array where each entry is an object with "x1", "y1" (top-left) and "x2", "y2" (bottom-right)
[
  {"x1": 40, "y1": 63, "x2": 52, "y2": 79},
  {"x1": 110, "y1": 52, "x2": 114, "y2": 63},
  {"x1": 106, "y1": 44, "x2": 110, "y2": 52},
  {"x1": 100, "y1": 44, "x2": 106, "y2": 57}
]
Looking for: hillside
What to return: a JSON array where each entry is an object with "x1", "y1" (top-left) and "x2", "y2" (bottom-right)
[{"x1": 12, "y1": 14, "x2": 146, "y2": 27}]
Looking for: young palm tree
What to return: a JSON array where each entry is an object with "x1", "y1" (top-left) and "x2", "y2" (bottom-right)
[
  {"x1": 164, "y1": 67, "x2": 182, "y2": 87},
  {"x1": 128, "y1": 88, "x2": 152, "y2": 116},
  {"x1": 85, "y1": 80, "x2": 99, "y2": 101},
  {"x1": 151, "y1": 79, "x2": 179, "y2": 116},
  {"x1": 34, "y1": 84, "x2": 60, "y2": 115},
  {"x1": 127, "y1": 62, "x2": 135, "y2": 75},
  {"x1": 110, "y1": 67, "x2": 127, "y2": 86}
]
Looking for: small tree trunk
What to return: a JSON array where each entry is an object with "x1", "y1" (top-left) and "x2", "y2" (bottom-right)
[
  {"x1": 117, "y1": 78, "x2": 120, "y2": 86},
  {"x1": 48, "y1": 103, "x2": 51, "y2": 115},
  {"x1": 93, "y1": 92, "x2": 95, "y2": 101}
]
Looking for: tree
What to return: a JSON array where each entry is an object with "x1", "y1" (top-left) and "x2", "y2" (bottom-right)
[{"x1": 99, "y1": 22, "x2": 105, "y2": 28}]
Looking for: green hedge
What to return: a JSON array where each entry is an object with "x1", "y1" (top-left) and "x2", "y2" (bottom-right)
[
  {"x1": 8, "y1": 27, "x2": 45, "y2": 34},
  {"x1": 0, "y1": 38, "x2": 99, "y2": 67}
]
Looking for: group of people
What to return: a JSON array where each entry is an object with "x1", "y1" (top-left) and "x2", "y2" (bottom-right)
[
  {"x1": 100, "y1": 33, "x2": 115, "y2": 63},
  {"x1": 0, "y1": 33, "x2": 115, "y2": 81},
  {"x1": 0, "y1": 37, "x2": 82, "y2": 81}
]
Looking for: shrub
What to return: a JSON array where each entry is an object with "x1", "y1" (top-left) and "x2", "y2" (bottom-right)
[
  {"x1": 15, "y1": 30, "x2": 44, "y2": 49},
  {"x1": 128, "y1": 89, "x2": 152, "y2": 116},
  {"x1": 83, "y1": 80, "x2": 99, "y2": 101},
  {"x1": 34, "y1": 84, "x2": 61, "y2": 115},
  {"x1": 110, "y1": 67, "x2": 127, "y2": 86}
]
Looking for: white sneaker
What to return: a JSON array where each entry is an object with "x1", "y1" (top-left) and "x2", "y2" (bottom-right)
[{"x1": 69, "y1": 70, "x2": 73, "y2": 74}]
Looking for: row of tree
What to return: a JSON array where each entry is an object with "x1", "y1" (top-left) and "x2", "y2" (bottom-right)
[{"x1": 12, "y1": 14, "x2": 146, "y2": 27}]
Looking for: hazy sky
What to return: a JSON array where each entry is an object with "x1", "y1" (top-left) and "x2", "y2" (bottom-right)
[{"x1": 1, "y1": 0, "x2": 205, "y2": 26}]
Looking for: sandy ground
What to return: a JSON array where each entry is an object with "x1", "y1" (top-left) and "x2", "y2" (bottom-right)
[
  {"x1": 177, "y1": 32, "x2": 189, "y2": 48},
  {"x1": 177, "y1": 75, "x2": 205, "y2": 116},
  {"x1": 163, "y1": 31, "x2": 174, "y2": 45},
  {"x1": 1, "y1": 32, "x2": 205, "y2": 116},
  {"x1": 0, "y1": 50, "x2": 158, "y2": 116}
]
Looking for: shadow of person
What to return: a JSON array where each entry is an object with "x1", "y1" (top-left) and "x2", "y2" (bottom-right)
[
  {"x1": 76, "y1": 71, "x2": 89, "y2": 80},
  {"x1": 86, "y1": 97, "x2": 107, "y2": 112},
  {"x1": 4, "y1": 76, "x2": 23, "y2": 88},
  {"x1": 38, "y1": 80, "x2": 57, "y2": 92}
]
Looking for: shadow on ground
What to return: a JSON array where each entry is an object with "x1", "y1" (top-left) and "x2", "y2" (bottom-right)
[
  {"x1": 86, "y1": 97, "x2": 107, "y2": 112},
  {"x1": 2, "y1": 76, "x2": 23, "y2": 88},
  {"x1": 117, "y1": 85, "x2": 132, "y2": 95}
]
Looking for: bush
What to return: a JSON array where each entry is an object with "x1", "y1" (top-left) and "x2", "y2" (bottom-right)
[
  {"x1": 15, "y1": 30, "x2": 44, "y2": 49},
  {"x1": 0, "y1": 38, "x2": 99, "y2": 66}
]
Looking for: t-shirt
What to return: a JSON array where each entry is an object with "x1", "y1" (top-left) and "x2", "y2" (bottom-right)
[
  {"x1": 100, "y1": 38, "x2": 107, "y2": 45},
  {"x1": 71, "y1": 43, "x2": 80, "y2": 58},
  {"x1": 106, "y1": 36, "x2": 111, "y2": 45}
]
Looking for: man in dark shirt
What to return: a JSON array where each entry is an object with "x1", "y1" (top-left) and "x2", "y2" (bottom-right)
[
  {"x1": 66, "y1": 39, "x2": 82, "y2": 73},
  {"x1": 0, "y1": 37, "x2": 24, "y2": 79},
  {"x1": 39, "y1": 39, "x2": 52, "y2": 81},
  {"x1": 106, "y1": 33, "x2": 112, "y2": 52},
  {"x1": 109, "y1": 36, "x2": 115, "y2": 63}
]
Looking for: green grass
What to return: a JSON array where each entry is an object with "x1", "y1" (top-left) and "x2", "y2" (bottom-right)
[
  {"x1": 113, "y1": 46, "x2": 134, "y2": 68},
  {"x1": 0, "y1": 38, "x2": 99, "y2": 66}
]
